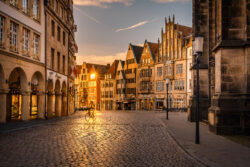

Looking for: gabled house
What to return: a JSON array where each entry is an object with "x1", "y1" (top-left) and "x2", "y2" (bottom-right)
[
  {"x1": 100, "y1": 60, "x2": 119, "y2": 110},
  {"x1": 137, "y1": 40, "x2": 158, "y2": 110},
  {"x1": 115, "y1": 60, "x2": 126, "y2": 110},
  {"x1": 124, "y1": 43, "x2": 143, "y2": 110}
]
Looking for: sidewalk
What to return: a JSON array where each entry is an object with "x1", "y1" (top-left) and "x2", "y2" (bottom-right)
[{"x1": 161, "y1": 112, "x2": 250, "y2": 167}]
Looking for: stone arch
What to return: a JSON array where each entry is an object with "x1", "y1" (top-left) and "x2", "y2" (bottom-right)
[
  {"x1": 7, "y1": 67, "x2": 29, "y2": 121},
  {"x1": 61, "y1": 81, "x2": 67, "y2": 116},
  {"x1": 47, "y1": 79, "x2": 54, "y2": 118},
  {"x1": 30, "y1": 71, "x2": 45, "y2": 119},
  {"x1": 55, "y1": 79, "x2": 61, "y2": 116}
]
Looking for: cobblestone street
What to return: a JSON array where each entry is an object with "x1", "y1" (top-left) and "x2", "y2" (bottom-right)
[{"x1": 0, "y1": 111, "x2": 201, "y2": 167}]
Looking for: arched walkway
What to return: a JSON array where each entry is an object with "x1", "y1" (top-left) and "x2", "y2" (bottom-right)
[
  {"x1": 61, "y1": 81, "x2": 67, "y2": 116},
  {"x1": 7, "y1": 67, "x2": 29, "y2": 121},
  {"x1": 47, "y1": 79, "x2": 54, "y2": 118},
  {"x1": 30, "y1": 72, "x2": 45, "y2": 119},
  {"x1": 55, "y1": 79, "x2": 61, "y2": 116},
  {"x1": 0, "y1": 64, "x2": 6, "y2": 123}
]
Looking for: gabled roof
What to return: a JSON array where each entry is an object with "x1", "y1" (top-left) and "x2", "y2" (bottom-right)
[
  {"x1": 144, "y1": 40, "x2": 158, "y2": 61},
  {"x1": 120, "y1": 60, "x2": 125, "y2": 68},
  {"x1": 106, "y1": 60, "x2": 119, "y2": 77},
  {"x1": 76, "y1": 65, "x2": 82, "y2": 75},
  {"x1": 87, "y1": 63, "x2": 109, "y2": 75},
  {"x1": 93, "y1": 64, "x2": 109, "y2": 75},
  {"x1": 176, "y1": 24, "x2": 192, "y2": 37},
  {"x1": 129, "y1": 43, "x2": 143, "y2": 64}
]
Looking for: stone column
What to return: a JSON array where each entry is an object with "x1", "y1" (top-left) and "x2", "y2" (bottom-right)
[
  {"x1": 47, "y1": 92, "x2": 54, "y2": 118},
  {"x1": 55, "y1": 93, "x2": 62, "y2": 117},
  {"x1": 62, "y1": 95, "x2": 67, "y2": 116},
  {"x1": 0, "y1": 89, "x2": 7, "y2": 123},
  {"x1": 154, "y1": 97, "x2": 157, "y2": 110},
  {"x1": 38, "y1": 92, "x2": 45, "y2": 119},
  {"x1": 21, "y1": 91, "x2": 30, "y2": 121},
  {"x1": 143, "y1": 97, "x2": 145, "y2": 110}
]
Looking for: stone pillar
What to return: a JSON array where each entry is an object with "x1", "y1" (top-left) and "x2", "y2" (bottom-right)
[
  {"x1": 47, "y1": 92, "x2": 54, "y2": 118},
  {"x1": 61, "y1": 95, "x2": 67, "y2": 116},
  {"x1": 21, "y1": 91, "x2": 30, "y2": 121},
  {"x1": 38, "y1": 92, "x2": 45, "y2": 119},
  {"x1": 143, "y1": 97, "x2": 145, "y2": 110},
  {"x1": 154, "y1": 97, "x2": 157, "y2": 110},
  {"x1": 0, "y1": 89, "x2": 7, "y2": 123},
  {"x1": 209, "y1": 48, "x2": 250, "y2": 135},
  {"x1": 55, "y1": 93, "x2": 62, "y2": 117}
]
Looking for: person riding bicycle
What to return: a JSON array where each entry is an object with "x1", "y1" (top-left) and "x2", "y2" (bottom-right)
[{"x1": 88, "y1": 102, "x2": 95, "y2": 117}]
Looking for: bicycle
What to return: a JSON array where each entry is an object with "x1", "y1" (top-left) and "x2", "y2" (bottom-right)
[{"x1": 85, "y1": 108, "x2": 96, "y2": 123}]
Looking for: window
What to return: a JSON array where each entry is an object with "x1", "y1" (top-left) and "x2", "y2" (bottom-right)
[
  {"x1": 10, "y1": 21, "x2": 18, "y2": 52},
  {"x1": 157, "y1": 67, "x2": 162, "y2": 77},
  {"x1": 156, "y1": 81, "x2": 164, "y2": 92},
  {"x1": 60, "y1": 6, "x2": 63, "y2": 18},
  {"x1": 51, "y1": 48, "x2": 55, "y2": 69},
  {"x1": 22, "y1": 28, "x2": 30, "y2": 56},
  {"x1": 176, "y1": 64, "x2": 183, "y2": 74},
  {"x1": 33, "y1": 33, "x2": 39, "y2": 59},
  {"x1": 33, "y1": 0, "x2": 39, "y2": 20},
  {"x1": 174, "y1": 80, "x2": 184, "y2": 90},
  {"x1": 54, "y1": 0, "x2": 58, "y2": 12},
  {"x1": 51, "y1": 20, "x2": 55, "y2": 36},
  {"x1": 0, "y1": 16, "x2": 5, "y2": 47},
  {"x1": 82, "y1": 69, "x2": 85, "y2": 73},
  {"x1": 22, "y1": 0, "x2": 29, "y2": 14},
  {"x1": 57, "y1": 52, "x2": 60, "y2": 72},
  {"x1": 57, "y1": 26, "x2": 61, "y2": 41},
  {"x1": 10, "y1": 0, "x2": 18, "y2": 7},
  {"x1": 63, "y1": 31, "x2": 65, "y2": 45},
  {"x1": 165, "y1": 66, "x2": 172, "y2": 76},
  {"x1": 63, "y1": 55, "x2": 65, "y2": 74}
]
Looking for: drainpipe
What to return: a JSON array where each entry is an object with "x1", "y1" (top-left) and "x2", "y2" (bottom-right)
[
  {"x1": 67, "y1": 33, "x2": 69, "y2": 116},
  {"x1": 44, "y1": 5, "x2": 48, "y2": 119}
]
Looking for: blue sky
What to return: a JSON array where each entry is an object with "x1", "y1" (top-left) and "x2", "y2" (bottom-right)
[{"x1": 73, "y1": 0, "x2": 192, "y2": 65}]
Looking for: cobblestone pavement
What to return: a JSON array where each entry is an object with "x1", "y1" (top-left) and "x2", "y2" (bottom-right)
[{"x1": 0, "y1": 111, "x2": 202, "y2": 167}]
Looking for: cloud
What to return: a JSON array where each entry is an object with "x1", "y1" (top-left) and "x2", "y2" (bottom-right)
[
  {"x1": 76, "y1": 52, "x2": 126, "y2": 65},
  {"x1": 152, "y1": 0, "x2": 191, "y2": 3},
  {"x1": 74, "y1": 6, "x2": 101, "y2": 24},
  {"x1": 116, "y1": 20, "x2": 148, "y2": 32},
  {"x1": 74, "y1": 0, "x2": 134, "y2": 8}
]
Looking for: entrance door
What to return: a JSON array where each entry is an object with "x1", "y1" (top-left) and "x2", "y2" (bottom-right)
[{"x1": 10, "y1": 92, "x2": 21, "y2": 120}]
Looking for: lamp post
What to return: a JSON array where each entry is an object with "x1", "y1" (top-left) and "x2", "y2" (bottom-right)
[
  {"x1": 193, "y1": 36, "x2": 204, "y2": 144},
  {"x1": 165, "y1": 78, "x2": 170, "y2": 120}
]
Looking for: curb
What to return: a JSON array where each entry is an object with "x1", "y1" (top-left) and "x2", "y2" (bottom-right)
[{"x1": 160, "y1": 120, "x2": 210, "y2": 167}]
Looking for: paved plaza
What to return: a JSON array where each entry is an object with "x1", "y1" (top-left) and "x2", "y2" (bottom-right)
[{"x1": 0, "y1": 111, "x2": 201, "y2": 167}]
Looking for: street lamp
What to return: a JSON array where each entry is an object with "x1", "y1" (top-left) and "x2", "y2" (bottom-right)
[
  {"x1": 165, "y1": 78, "x2": 170, "y2": 120},
  {"x1": 193, "y1": 36, "x2": 204, "y2": 144}
]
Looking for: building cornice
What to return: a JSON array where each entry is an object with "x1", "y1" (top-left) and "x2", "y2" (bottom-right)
[{"x1": 0, "y1": 49, "x2": 45, "y2": 67}]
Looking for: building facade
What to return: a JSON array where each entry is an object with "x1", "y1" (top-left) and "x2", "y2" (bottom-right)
[
  {"x1": 88, "y1": 64, "x2": 108, "y2": 110},
  {"x1": 190, "y1": 0, "x2": 250, "y2": 134},
  {"x1": 75, "y1": 62, "x2": 91, "y2": 108},
  {"x1": 137, "y1": 40, "x2": 158, "y2": 110},
  {"x1": 124, "y1": 43, "x2": 143, "y2": 110},
  {"x1": 157, "y1": 16, "x2": 192, "y2": 111},
  {"x1": 0, "y1": 0, "x2": 45, "y2": 122},
  {"x1": 100, "y1": 60, "x2": 119, "y2": 111},
  {"x1": 0, "y1": 0, "x2": 77, "y2": 123},
  {"x1": 115, "y1": 60, "x2": 126, "y2": 110}
]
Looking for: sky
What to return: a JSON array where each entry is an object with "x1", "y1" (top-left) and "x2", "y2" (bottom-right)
[{"x1": 73, "y1": 0, "x2": 192, "y2": 65}]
